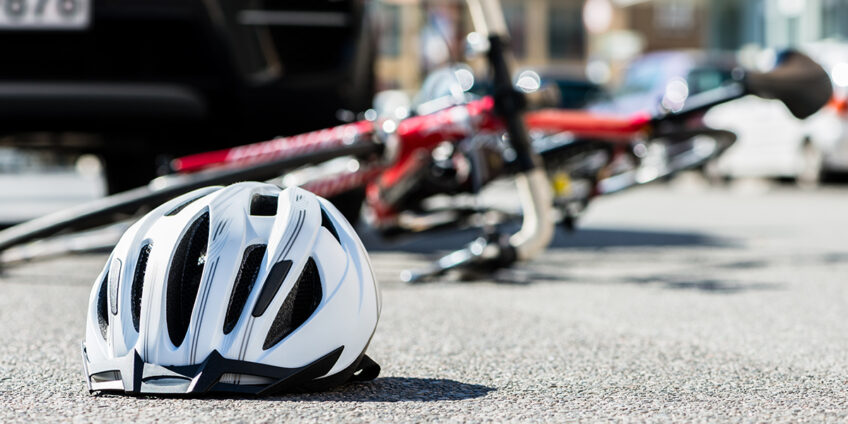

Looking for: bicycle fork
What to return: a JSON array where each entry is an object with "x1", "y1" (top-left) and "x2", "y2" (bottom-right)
[{"x1": 402, "y1": 0, "x2": 554, "y2": 282}]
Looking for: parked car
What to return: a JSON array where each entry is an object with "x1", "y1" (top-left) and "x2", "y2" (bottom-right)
[
  {"x1": 534, "y1": 70, "x2": 606, "y2": 110},
  {"x1": 707, "y1": 41, "x2": 848, "y2": 184},
  {"x1": 588, "y1": 50, "x2": 738, "y2": 116},
  {"x1": 588, "y1": 49, "x2": 844, "y2": 184},
  {"x1": 705, "y1": 95, "x2": 822, "y2": 183},
  {"x1": 471, "y1": 68, "x2": 605, "y2": 110},
  {"x1": 0, "y1": 0, "x2": 376, "y2": 193}
]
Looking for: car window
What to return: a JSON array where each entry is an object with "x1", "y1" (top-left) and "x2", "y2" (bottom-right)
[
  {"x1": 617, "y1": 60, "x2": 665, "y2": 96},
  {"x1": 686, "y1": 68, "x2": 733, "y2": 95},
  {"x1": 553, "y1": 81, "x2": 604, "y2": 109}
]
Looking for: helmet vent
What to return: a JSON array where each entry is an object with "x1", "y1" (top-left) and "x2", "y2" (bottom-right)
[
  {"x1": 131, "y1": 243, "x2": 152, "y2": 332},
  {"x1": 223, "y1": 244, "x2": 267, "y2": 335},
  {"x1": 166, "y1": 211, "x2": 210, "y2": 347},
  {"x1": 96, "y1": 272, "x2": 109, "y2": 340},
  {"x1": 263, "y1": 257, "x2": 322, "y2": 350},
  {"x1": 90, "y1": 371, "x2": 122, "y2": 383},
  {"x1": 320, "y1": 207, "x2": 340, "y2": 243},
  {"x1": 250, "y1": 194, "x2": 278, "y2": 216},
  {"x1": 165, "y1": 194, "x2": 205, "y2": 216},
  {"x1": 218, "y1": 373, "x2": 274, "y2": 386}
]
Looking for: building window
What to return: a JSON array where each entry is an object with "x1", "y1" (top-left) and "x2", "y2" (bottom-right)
[
  {"x1": 822, "y1": 0, "x2": 848, "y2": 39},
  {"x1": 710, "y1": 0, "x2": 742, "y2": 50},
  {"x1": 503, "y1": 2, "x2": 526, "y2": 58},
  {"x1": 655, "y1": 0, "x2": 695, "y2": 32},
  {"x1": 548, "y1": 3, "x2": 585, "y2": 60},
  {"x1": 378, "y1": 4, "x2": 401, "y2": 57}
]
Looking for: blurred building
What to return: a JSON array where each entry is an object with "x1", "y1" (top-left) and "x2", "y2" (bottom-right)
[
  {"x1": 708, "y1": 0, "x2": 848, "y2": 49},
  {"x1": 374, "y1": 0, "x2": 848, "y2": 91},
  {"x1": 375, "y1": 0, "x2": 590, "y2": 90},
  {"x1": 374, "y1": 0, "x2": 720, "y2": 90}
]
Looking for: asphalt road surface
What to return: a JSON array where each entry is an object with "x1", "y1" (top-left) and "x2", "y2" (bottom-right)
[{"x1": 2, "y1": 182, "x2": 848, "y2": 422}]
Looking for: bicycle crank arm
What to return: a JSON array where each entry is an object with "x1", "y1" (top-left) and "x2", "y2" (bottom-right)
[
  {"x1": 400, "y1": 247, "x2": 477, "y2": 283},
  {"x1": 400, "y1": 231, "x2": 518, "y2": 283}
]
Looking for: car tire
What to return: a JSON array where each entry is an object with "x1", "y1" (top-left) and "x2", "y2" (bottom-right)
[
  {"x1": 797, "y1": 140, "x2": 823, "y2": 189},
  {"x1": 101, "y1": 148, "x2": 159, "y2": 194},
  {"x1": 326, "y1": 187, "x2": 365, "y2": 227}
]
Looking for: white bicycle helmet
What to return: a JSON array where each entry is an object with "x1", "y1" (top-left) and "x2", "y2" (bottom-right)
[{"x1": 81, "y1": 182, "x2": 381, "y2": 395}]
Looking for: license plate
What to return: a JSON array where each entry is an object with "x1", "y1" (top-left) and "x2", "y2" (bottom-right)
[{"x1": 0, "y1": 0, "x2": 90, "y2": 30}]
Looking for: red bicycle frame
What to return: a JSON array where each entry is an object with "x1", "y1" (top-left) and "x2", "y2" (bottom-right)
[
  {"x1": 173, "y1": 97, "x2": 649, "y2": 173},
  {"x1": 171, "y1": 96, "x2": 652, "y2": 219}
]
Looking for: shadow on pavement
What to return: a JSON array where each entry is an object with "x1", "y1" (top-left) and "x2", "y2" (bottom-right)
[
  {"x1": 362, "y1": 225, "x2": 734, "y2": 254},
  {"x1": 115, "y1": 378, "x2": 494, "y2": 402},
  {"x1": 628, "y1": 277, "x2": 782, "y2": 293},
  {"x1": 549, "y1": 228, "x2": 734, "y2": 249},
  {"x1": 499, "y1": 270, "x2": 784, "y2": 294},
  {"x1": 283, "y1": 377, "x2": 495, "y2": 402}
]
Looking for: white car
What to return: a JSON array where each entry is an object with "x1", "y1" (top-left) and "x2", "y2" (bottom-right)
[
  {"x1": 707, "y1": 42, "x2": 848, "y2": 184},
  {"x1": 705, "y1": 96, "x2": 827, "y2": 183}
]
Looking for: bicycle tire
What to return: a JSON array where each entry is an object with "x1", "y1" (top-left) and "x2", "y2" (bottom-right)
[
  {"x1": 597, "y1": 127, "x2": 736, "y2": 195},
  {"x1": 0, "y1": 141, "x2": 380, "y2": 253}
]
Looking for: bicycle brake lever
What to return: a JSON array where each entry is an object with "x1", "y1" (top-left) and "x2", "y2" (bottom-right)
[{"x1": 400, "y1": 232, "x2": 517, "y2": 283}]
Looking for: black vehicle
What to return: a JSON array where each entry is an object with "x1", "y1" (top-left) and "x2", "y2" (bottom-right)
[
  {"x1": 470, "y1": 70, "x2": 605, "y2": 110},
  {"x1": 0, "y1": 0, "x2": 376, "y2": 192}
]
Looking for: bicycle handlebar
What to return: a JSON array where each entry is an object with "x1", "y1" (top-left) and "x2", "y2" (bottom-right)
[{"x1": 743, "y1": 49, "x2": 833, "y2": 119}]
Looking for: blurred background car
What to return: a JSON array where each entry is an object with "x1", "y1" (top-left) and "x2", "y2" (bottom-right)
[
  {"x1": 587, "y1": 50, "x2": 738, "y2": 116},
  {"x1": 707, "y1": 41, "x2": 848, "y2": 185},
  {"x1": 0, "y1": 0, "x2": 376, "y2": 193},
  {"x1": 470, "y1": 68, "x2": 605, "y2": 110},
  {"x1": 580, "y1": 46, "x2": 848, "y2": 186},
  {"x1": 805, "y1": 40, "x2": 848, "y2": 179}
]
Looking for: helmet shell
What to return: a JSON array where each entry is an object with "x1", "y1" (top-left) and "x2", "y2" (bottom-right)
[{"x1": 82, "y1": 182, "x2": 380, "y2": 395}]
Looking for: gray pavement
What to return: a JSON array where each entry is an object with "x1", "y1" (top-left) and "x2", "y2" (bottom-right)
[{"x1": 2, "y1": 182, "x2": 848, "y2": 422}]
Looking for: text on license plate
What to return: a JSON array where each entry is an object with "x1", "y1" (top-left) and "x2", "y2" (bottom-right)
[{"x1": 0, "y1": 0, "x2": 90, "y2": 29}]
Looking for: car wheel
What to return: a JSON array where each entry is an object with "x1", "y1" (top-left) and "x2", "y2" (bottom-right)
[
  {"x1": 327, "y1": 187, "x2": 365, "y2": 227},
  {"x1": 101, "y1": 148, "x2": 159, "y2": 194},
  {"x1": 797, "y1": 140, "x2": 823, "y2": 189}
]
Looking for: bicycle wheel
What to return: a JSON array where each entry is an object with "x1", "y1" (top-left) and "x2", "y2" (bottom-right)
[
  {"x1": 597, "y1": 127, "x2": 737, "y2": 195},
  {"x1": 0, "y1": 141, "x2": 380, "y2": 254}
]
